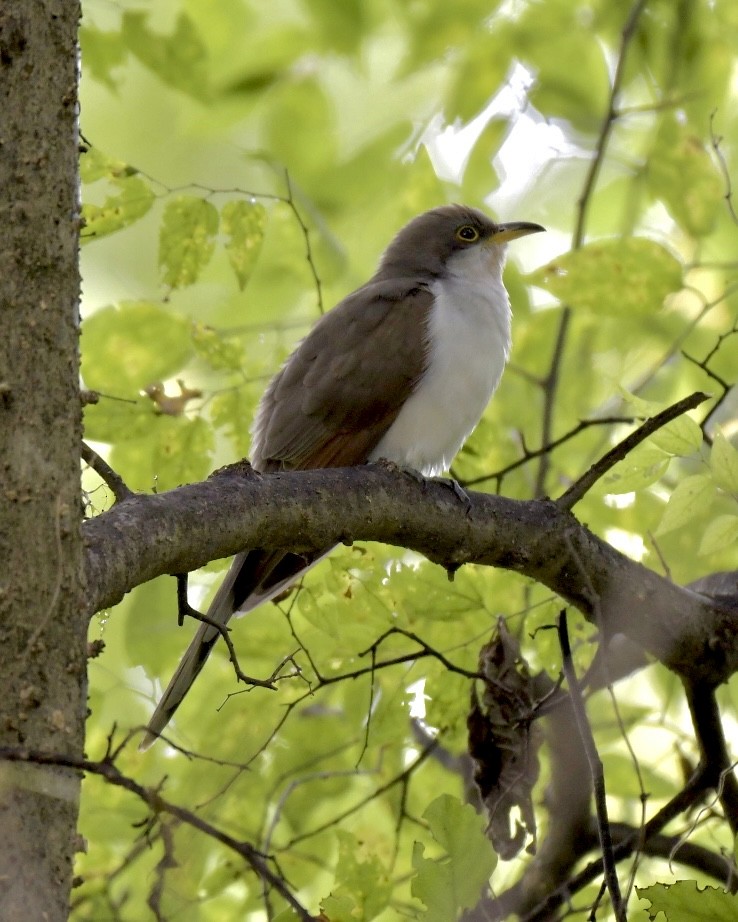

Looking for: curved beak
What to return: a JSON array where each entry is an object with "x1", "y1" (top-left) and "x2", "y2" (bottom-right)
[{"x1": 492, "y1": 221, "x2": 546, "y2": 243}]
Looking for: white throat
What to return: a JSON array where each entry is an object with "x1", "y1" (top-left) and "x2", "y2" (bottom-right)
[{"x1": 369, "y1": 244, "x2": 511, "y2": 476}]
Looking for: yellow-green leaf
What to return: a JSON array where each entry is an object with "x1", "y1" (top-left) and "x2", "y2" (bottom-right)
[
  {"x1": 82, "y1": 175, "x2": 154, "y2": 242},
  {"x1": 699, "y1": 515, "x2": 738, "y2": 556},
  {"x1": 528, "y1": 238, "x2": 683, "y2": 315},
  {"x1": 711, "y1": 431, "x2": 738, "y2": 494},
  {"x1": 81, "y1": 302, "x2": 193, "y2": 393},
  {"x1": 221, "y1": 200, "x2": 267, "y2": 290},
  {"x1": 656, "y1": 474, "x2": 714, "y2": 536},
  {"x1": 650, "y1": 414, "x2": 703, "y2": 457},
  {"x1": 159, "y1": 196, "x2": 219, "y2": 289},
  {"x1": 596, "y1": 444, "x2": 671, "y2": 495},
  {"x1": 647, "y1": 114, "x2": 724, "y2": 237}
]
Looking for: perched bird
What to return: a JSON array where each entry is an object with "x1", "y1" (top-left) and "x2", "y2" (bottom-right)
[{"x1": 141, "y1": 204, "x2": 544, "y2": 748}]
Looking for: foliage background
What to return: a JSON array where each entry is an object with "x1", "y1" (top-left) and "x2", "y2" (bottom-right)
[{"x1": 76, "y1": 0, "x2": 738, "y2": 919}]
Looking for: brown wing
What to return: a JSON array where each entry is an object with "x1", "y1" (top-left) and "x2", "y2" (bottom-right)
[{"x1": 252, "y1": 280, "x2": 433, "y2": 471}]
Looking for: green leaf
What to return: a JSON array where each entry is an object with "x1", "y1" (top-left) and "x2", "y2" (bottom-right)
[
  {"x1": 647, "y1": 115, "x2": 724, "y2": 237},
  {"x1": 711, "y1": 431, "x2": 738, "y2": 494},
  {"x1": 411, "y1": 794, "x2": 496, "y2": 921},
  {"x1": 320, "y1": 831, "x2": 392, "y2": 921},
  {"x1": 111, "y1": 416, "x2": 213, "y2": 492},
  {"x1": 656, "y1": 474, "x2": 715, "y2": 536},
  {"x1": 159, "y1": 197, "x2": 219, "y2": 289},
  {"x1": 81, "y1": 302, "x2": 193, "y2": 393},
  {"x1": 303, "y1": 0, "x2": 367, "y2": 54},
  {"x1": 650, "y1": 414, "x2": 703, "y2": 457},
  {"x1": 445, "y1": 30, "x2": 512, "y2": 121},
  {"x1": 191, "y1": 323, "x2": 245, "y2": 372},
  {"x1": 209, "y1": 388, "x2": 255, "y2": 460},
  {"x1": 82, "y1": 174, "x2": 154, "y2": 242},
  {"x1": 221, "y1": 200, "x2": 267, "y2": 290},
  {"x1": 122, "y1": 11, "x2": 210, "y2": 101},
  {"x1": 80, "y1": 147, "x2": 133, "y2": 184},
  {"x1": 528, "y1": 238, "x2": 683, "y2": 315},
  {"x1": 595, "y1": 444, "x2": 671, "y2": 495},
  {"x1": 80, "y1": 26, "x2": 127, "y2": 91},
  {"x1": 602, "y1": 752, "x2": 675, "y2": 799},
  {"x1": 699, "y1": 515, "x2": 738, "y2": 556},
  {"x1": 638, "y1": 880, "x2": 738, "y2": 921},
  {"x1": 83, "y1": 397, "x2": 153, "y2": 444}
]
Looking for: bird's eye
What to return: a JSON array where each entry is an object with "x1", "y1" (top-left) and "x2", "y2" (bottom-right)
[{"x1": 455, "y1": 224, "x2": 480, "y2": 243}]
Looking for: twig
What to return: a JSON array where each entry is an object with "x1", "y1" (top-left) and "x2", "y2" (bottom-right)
[
  {"x1": 534, "y1": 0, "x2": 650, "y2": 498},
  {"x1": 684, "y1": 681, "x2": 738, "y2": 835},
  {"x1": 81, "y1": 441, "x2": 134, "y2": 503},
  {"x1": 709, "y1": 110, "x2": 738, "y2": 225},
  {"x1": 0, "y1": 746, "x2": 318, "y2": 921},
  {"x1": 519, "y1": 763, "x2": 715, "y2": 920},
  {"x1": 174, "y1": 574, "x2": 277, "y2": 690},
  {"x1": 283, "y1": 169, "x2": 324, "y2": 314},
  {"x1": 558, "y1": 612, "x2": 626, "y2": 922},
  {"x1": 464, "y1": 416, "x2": 634, "y2": 490},
  {"x1": 556, "y1": 391, "x2": 709, "y2": 510}
]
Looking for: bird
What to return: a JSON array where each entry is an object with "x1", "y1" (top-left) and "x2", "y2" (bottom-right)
[{"x1": 140, "y1": 204, "x2": 544, "y2": 749}]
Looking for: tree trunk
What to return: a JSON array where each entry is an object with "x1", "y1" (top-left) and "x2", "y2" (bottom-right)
[{"x1": 0, "y1": 3, "x2": 84, "y2": 919}]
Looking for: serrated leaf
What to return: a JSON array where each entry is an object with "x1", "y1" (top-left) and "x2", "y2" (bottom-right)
[
  {"x1": 411, "y1": 794, "x2": 496, "y2": 920},
  {"x1": 711, "y1": 432, "x2": 738, "y2": 494},
  {"x1": 650, "y1": 414, "x2": 703, "y2": 456},
  {"x1": 221, "y1": 200, "x2": 267, "y2": 290},
  {"x1": 159, "y1": 196, "x2": 219, "y2": 289},
  {"x1": 528, "y1": 238, "x2": 683, "y2": 315},
  {"x1": 81, "y1": 302, "x2": 193, "y2": 393},
  {"x1": 638, "y1": 880, "x2": 738, "y2": 921},
  {"x1": 699, "y1": 515, "x2": 738, "y2": 556},
  {"x1": 82, "y1": 175, "x2": 154, "y2": 242},
  {"x1": 655, "y1": 474, "x2": 714, "y2": 536}
]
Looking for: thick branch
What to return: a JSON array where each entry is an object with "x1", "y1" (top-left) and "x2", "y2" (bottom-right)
[{"x1": 82, "y1": 463, "x2": 738, "y2": 688}]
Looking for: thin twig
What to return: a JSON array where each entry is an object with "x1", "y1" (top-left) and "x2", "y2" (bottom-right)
[
  {"x1": 519, "y1": 765, "x2": 715, "y2": 920},
  {"x1": 0, "y1": 746, "x2": 318, "y2": 921},
  {"x1": 174, "y1": 574, "x2": 277, "y2": 690},
  {"x1": 81, "y1": 442, "x2": 134, "y2": 503},
  {"x1": 463, "y1": 416, "x2": 634, "y2": 490},
  {"x1": 534, "y1": 0, "x2": 650, "y2": 498},
  {"x1": 283, "y1": 169, "x2": 324, "y2": 314},
  {"x1": 684, "y1": 681, "x2": 738, "y2": 835},
  {"x1": 556, "y1": 391, "x2": 709, "y2": 510},
  {"x1": 558, "y1": 611, "x2": 626, "y2": 922},
  {"x1": 709, "y1": 109, "x2": 738, "y2": 225}
]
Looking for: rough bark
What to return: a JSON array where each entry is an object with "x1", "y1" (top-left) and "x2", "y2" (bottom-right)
[
  {"x1": 83, "y1": 464, "x2": 738, "y2": 688},
  {"x1": 0, "y1": 3, "x2": 84, "y2": 920}
]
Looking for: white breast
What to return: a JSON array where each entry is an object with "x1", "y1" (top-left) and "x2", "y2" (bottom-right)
[{"x1": 369, "y1": 244, "x2": 511, "y2": 476}]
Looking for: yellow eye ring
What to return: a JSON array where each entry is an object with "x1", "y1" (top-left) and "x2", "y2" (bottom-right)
[{"x1": 455, "y1": 224, "x2": 480, "y2": 243}]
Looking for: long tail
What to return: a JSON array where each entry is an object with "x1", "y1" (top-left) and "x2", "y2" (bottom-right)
[{"x1": 140, "y1": 547, "x2": 329, "y2": 749}]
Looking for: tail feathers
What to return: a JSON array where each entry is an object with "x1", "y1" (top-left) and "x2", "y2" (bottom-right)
[{"x1": 140, "y1": 546, "x2": 332, "y2": 750}]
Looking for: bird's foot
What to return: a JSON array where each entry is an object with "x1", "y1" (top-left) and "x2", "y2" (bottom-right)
[{"x1": 428, "y1": 476, "x2": 472, "y2": 514}]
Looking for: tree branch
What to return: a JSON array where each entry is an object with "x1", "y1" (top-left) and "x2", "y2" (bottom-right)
[
  {"x1": 558, "y1": 611, "x2": 625, "y2": 921},
  {"x1": 82, "y1": 463, "x2": 738, "y2": 689},
  {"x1": 557, "y1": 391, "x2": 710, "y2": 510}
]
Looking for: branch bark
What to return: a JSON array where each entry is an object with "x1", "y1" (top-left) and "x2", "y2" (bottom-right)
[{"x1": 83, "y1": 463, "x2": 738, "y2": 687}]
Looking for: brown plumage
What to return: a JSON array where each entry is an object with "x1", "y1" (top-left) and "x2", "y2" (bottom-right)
[{"x1": 140, "y1": 205, "x2": 544, "y2": 748}]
